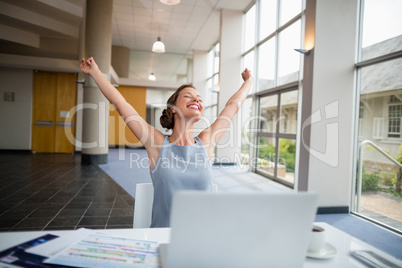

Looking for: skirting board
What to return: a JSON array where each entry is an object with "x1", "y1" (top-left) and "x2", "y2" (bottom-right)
[{"x1": 317, "y1": 206, "x2": 349, "y2": 214}]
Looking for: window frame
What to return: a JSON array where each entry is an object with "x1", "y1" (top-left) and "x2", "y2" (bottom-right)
[
  {"x1": 241, "y1": 0, "x2": 304, "y2": 189},
  {"x1": 387, "y1": 100, "x2": 402, "y2": 139},
  {"x1": 256, "y1": 86, "x2": 298, "y2": 188}
]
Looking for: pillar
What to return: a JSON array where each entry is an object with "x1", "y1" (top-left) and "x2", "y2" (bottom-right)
[
  {"x1": 215, "y1": 9, "x2": 243, "y2": 164},
  {"x1": 81, "y1": 0, "x2": 113, "y2": 164},
  {"x1": 297, "y1": 0, "x2": 316, "y2": 191},
  {"x1": 308, "y1": 0, "x2": 358, "y2": 208}
]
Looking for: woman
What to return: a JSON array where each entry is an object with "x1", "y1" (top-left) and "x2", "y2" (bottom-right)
[{"x1": 80, "y1": 57, "x2": 252, "y2": 227}]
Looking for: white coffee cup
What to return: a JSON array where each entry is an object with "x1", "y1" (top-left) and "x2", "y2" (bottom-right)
[{"x1": 308, "y1": 225, "x2": 325, "y2": 253}]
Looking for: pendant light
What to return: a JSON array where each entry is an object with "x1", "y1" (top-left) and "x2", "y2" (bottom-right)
[
  {"x1": 160, "y1": 0, "x2": 180, "y2": 5},
  {"x1": 148, "y1": 73, "x2": 156, "y2": 81},
  {"x1": 152, "y1": 37, "x2": 165, "y2": 53}
]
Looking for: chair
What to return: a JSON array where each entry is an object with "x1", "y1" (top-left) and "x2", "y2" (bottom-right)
[{"x1": 133, "y1": 183, "x2": 218, "y2": 228}]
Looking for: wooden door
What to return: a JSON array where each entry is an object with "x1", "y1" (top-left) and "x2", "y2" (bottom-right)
[
  {"x1": 32, "y1": 71, "x2": 77, "y2": 153},
  {"x1": 32, "y1": 72, "x2": 57, "y2": 153},
  {"x1": 109, "y1": 86, "x2": 146, "y2": 146},
  {"x1": 55, "y1": 73, "x2": 77, "y2": 153}
]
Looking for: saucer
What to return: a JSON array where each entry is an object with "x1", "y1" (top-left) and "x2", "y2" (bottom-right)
[{"x1": 307, "y1": 243, "x2": 337, "y2": 259}]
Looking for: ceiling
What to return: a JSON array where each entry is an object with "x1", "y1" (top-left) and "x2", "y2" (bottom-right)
[{"x1": 0, "y1": 0, "x2": 252, "y2": 82}]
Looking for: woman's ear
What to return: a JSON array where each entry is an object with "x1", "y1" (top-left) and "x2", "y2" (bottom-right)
[{"x1": 171, "y1": 107, "x2": 176, "y2": 114}]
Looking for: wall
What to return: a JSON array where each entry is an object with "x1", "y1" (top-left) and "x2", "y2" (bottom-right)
[
  {"x1": 146, "y1": 89, "x2": 174, "y2": 135},
  {"x1": 307, "y1": 0, "x2": 358, "y2": 207},
  {"x1": 112, "y1": 46, "x2": 129, "y2": 78},
  {"x1": 0, "y1": 67, "x2": 33, "y2": 150}
]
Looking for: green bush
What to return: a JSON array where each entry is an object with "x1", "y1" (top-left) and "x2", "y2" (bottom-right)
[
  {"x1": 279, "y1": 139, "x2": 295, "y2": 172},
  {"x1": 361, "y1": 172, "x2": 382, "y2": 191},
  {"x1": 382, "y1": 172, "x2": 397, "y2": 188},
  {"x1": 258, "y1": 138, "x2": 295, "y2": 172}
]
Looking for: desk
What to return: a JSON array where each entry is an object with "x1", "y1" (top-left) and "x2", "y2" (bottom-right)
[{"x1": 0, "y1": 222, "x2": 400, "y2": 267}]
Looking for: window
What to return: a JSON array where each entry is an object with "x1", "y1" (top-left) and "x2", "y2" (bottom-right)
[
  {"x1": 240, "y1": 97, "x2": 254, "y2": 168},
  {"x1": 358, "y1": 104, "x2": 364, "y2": 139},
  {"x1": 279, "y1": 0, "x2": 302, "y2": 26},
  {"x1": 359, "y1": 58, "x2": 402, "y2": 142},
  {"x1": 361, "y1": 0, "x2": 402, "y2": 60},
  {"x1": 242, "y1": 0, "x2": 303, "y2": 188},
  {"x1": 258, "y1": 37, "x2": 276, "y2": 91},
  {"x1": 354, "y1": 0, "x2": 402, "y2": 233},
  {"x1": 259, "y1": 0, "x2": 277, "y2": 41},
  {"x1": 278, "y1": 20, "x2": 301, "y2": 86},
  {"x1": 257, "y1": 89, "x2": 298, "y2": 186},
  {"x1": 205, "y1": 43, "x2": 220, "y2": 125},
  {"x1": 244, "y1": 5, "x2": 256, "y2": 52},
  {"x1": 388, "y1": 96, "x2": 401, "y2": 138},
  {"x1": 252, "y1": 2, "x2": 301, "y2": 92}
]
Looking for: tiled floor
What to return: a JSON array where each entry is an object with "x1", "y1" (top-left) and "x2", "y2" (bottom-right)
[
  {"x1": 0, "y1": 151, "x2": 134, "y2": 231},
  {"x1": 1, "y1": 150, "x2": 401, "y2": 259}
]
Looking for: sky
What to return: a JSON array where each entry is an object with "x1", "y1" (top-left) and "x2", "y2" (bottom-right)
[{"x1": 362, "y1": 0, "x2": 402, "y2": 48}]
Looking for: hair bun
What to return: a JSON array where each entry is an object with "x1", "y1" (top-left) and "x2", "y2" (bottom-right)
[{"x1": 160, "y1": 108, "x2": 174, "y2": 130}]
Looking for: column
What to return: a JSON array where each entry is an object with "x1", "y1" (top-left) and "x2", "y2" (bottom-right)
[
  {"x1": 297, "y1": 0, "x2": 316, "y2": 191},
  {"x1": 308, "y1": 0, "x2": 358, "y2": 209},
  {"x1": 215, "y1": 9, "x2": 243, "y2": 164},
  {"x1": 81, "y1": 0, "x2": 113, "y2": 164}
]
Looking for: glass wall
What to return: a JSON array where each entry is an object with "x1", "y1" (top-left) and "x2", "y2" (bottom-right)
[
  {"x1": 278, "y1": 20, "x2": 301, "y2": 86},
  {"x1": 204, "y1": 43, "x2": 220, "y2": 126},
  {"x1": 240, "y1": 97, "x2": 254, "y2": 168},
  {"x1": 242, "y1": 0, "x2": 304, "y2": 188},
  {"x1": 257, "y1": 90, "x2": 298, "y2": 186},
  {"x1": 354, "y1": 0, "x2": 402, "y2": 233}
]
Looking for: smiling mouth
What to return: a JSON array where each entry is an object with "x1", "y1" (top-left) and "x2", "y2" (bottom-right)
[{"x1": 187, "y1": 104, "x2": 200, "y2": 110}]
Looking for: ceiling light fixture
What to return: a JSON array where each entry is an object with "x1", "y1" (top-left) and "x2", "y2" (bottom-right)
[
  {"x1": 149, "y1": 73, "x2": 156, "y2": 81},
  {"x1": 152, "y1": 37, "x2": 165, "y2": 53},
  {"x1": 160, "y1": 0, "x2": 180, "y2": 5}
]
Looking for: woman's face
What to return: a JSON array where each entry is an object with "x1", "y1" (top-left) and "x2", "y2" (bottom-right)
[{"x1": 173, "y1": 87, "x2": 203, "y2": 120}]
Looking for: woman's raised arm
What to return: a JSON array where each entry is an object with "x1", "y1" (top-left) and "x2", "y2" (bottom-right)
[
  {"x1": 80, "y1": 57, "x2": 164, "y2": 152},
  {"x1": 199, "y1": 68, "x2": 252, "y2": 158}
]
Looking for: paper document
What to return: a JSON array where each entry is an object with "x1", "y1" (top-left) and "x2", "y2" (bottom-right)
[
  {"x1": 0, "y1": 234, "x2": 59, "y2": 267},
  {"x1": 44, "y1": 232, "x2": 160, "y2": 268},
  {"x1": 26, "y1": 228, "x2": 94, "y2": 258}
]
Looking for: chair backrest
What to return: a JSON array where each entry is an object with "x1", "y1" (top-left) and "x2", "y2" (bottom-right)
[{"x1": 133, "y1": 183, "x2": 218, "y2": 228}]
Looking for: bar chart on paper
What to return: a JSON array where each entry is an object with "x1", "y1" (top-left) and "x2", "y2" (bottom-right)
[{"x1": 44, "y1": 233, "x2": 160, "y2": 268}]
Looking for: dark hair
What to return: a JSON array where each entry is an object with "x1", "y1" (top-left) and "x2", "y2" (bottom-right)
[{"x1": 160, "y1": 84, "x2": 195, "y2": 130}]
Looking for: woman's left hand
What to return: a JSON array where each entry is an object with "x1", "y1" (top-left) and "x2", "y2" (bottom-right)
[{"x1": 241, "y1": 68, "x2": 252, "y2": 82}]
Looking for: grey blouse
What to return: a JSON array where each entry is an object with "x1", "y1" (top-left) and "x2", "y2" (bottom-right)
[{"x1": 150, "y1": 136, "x2": 212, "y2": 227}]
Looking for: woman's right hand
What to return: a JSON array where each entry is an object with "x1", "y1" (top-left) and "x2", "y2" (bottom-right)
[
  {"x1": 80, "y1": 57, "x2": 98, "y2": 76},
  {"x1": 241, "y1": 68, "x2": 252, "y2": 82}
]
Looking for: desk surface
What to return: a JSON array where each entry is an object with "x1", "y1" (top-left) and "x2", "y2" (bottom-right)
[{"x1": 0, "y1": 222, "x2": 400, "y2": 268}]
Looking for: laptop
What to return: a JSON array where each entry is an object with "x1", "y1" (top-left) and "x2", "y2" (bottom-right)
[{"x1": 159, "y1": 191, "x2": 318, "y2": 268}]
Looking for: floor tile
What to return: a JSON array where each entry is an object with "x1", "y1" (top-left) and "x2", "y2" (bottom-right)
[
  {"x1": 85, "y1": 207, "x2": 112, "y2": 217},
  {"x1": 0, "y1": 151, "x2": 135, "y2": 231},
  {"x1": 28, "y1": 208, "x2": 61, "y2": 218},
  {"x1": 57, "y1": 208, "x2": 87, "y2": 218},
  {"x1": 0, "y1": 218, "x2": 24, "y2": 229},
  {"x1": 47, "y1": 216, "x2": 83, "y2": 228},
  {"x1": 110, "y1": 208, "x2": 133, "y2": 217},
  {"x1": 107, "y1": 216, "x2": 133, "y2": 225},
  {"x1": 79, "y1": 216, "x2": 108, "y2": 226},
  {"x1": 13, "y1": 217, "x2": 52, "y2": 229}
]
